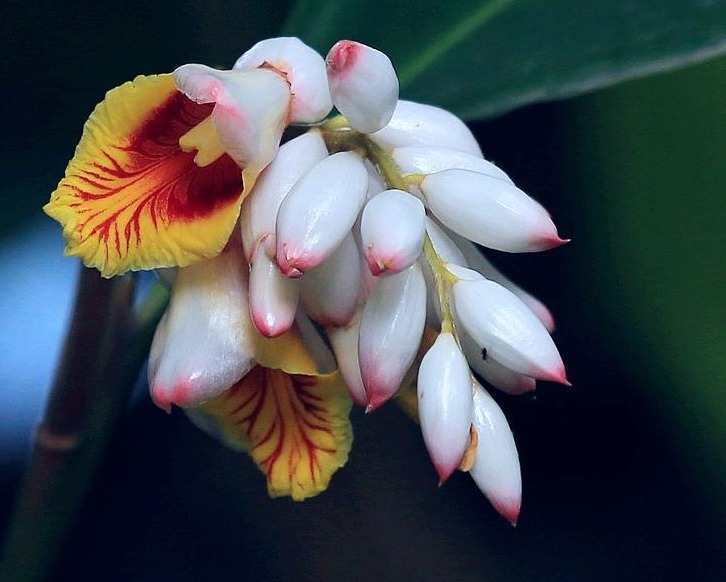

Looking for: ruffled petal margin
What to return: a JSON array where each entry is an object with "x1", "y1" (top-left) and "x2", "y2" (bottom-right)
[
  {"x1": 44, "y1": 74, "x2": 246, "y2": 277},
  {"x1": 192, "y1": 366, "x2": 352, "y2": 501}
]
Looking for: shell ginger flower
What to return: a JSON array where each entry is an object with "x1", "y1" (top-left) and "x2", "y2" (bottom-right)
[{"x1": 45, "y1": 37, "x2": 569, "y2": 520}]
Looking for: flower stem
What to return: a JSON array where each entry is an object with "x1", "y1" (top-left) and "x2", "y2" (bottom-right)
[{"x1": 0, "y1": 267, "x2": 169, "y2": 582}]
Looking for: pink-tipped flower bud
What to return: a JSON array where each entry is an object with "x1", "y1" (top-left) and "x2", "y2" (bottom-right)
[
  {"x1": 393, "y1": 146, "x2": 512, "y2": 184},
  {"x1": 241, "y1": 131, "x2": 328, "y2": 261},
  {"x1": 148, "y1": 244, "x2": 256, "y2": 412},
  {"x1": 327, "y1": 316, "x2": 367, "y2": 407},
  {"x1": 360, "y1": 189, "x2": 425, "y2": 276},
  {"x1": 359, "y1": 263, "x2": 427, "y2": 411},
  {"x1": 370, "y1": 100, "x2": 482, "y2": 155},
  {"x1": 460, "y1": 331, "x2": 536, "y2": 395},
  {"x1": 276, "y1": 151, "x2": 368, "y2": 277},
  {"x1": 326, "y1": 40, "x2": 399, "y2": 133},
  {"x1": 447, "y1": 264, "x2": 568, "y2": 384},
  {"x1": 233, "y1": 37, "x2": 332, "y2": 123},
  {"x1": 248, "y1": 244, "x2": 300, "y2": 337},
  {"x1": 421, "y1": 169, "x2": 567, "y2": 253},
  {"x1": 417, "y1": 332, "x2": 473, "y2": 484},
  {"x1": 451, "y1": 233, "x2": 556, "y2": 332},
  {"x1": 469, "y1": 381, "x2": 522, "y2": 525}
]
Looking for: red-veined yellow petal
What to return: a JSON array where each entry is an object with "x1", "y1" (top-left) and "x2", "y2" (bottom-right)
[
  {"x1": 44, "y1": 74, "x2": 248, "y2": 277},
  {"x1": 194, "y1": 366, "x2": 352, "y2": 501}
]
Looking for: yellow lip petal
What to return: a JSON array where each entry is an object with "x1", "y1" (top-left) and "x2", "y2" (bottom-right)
[
  {"x1": 44, "y1": 74, "x2": 246, "y2": 277},
  {"x1": 195, "y1": 366, "x2": 353, "y2": 501}
]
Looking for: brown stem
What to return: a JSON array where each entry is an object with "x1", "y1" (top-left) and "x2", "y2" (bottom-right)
[{"x1": 0, "y1": 267, "x2": 169, "y2": 582}]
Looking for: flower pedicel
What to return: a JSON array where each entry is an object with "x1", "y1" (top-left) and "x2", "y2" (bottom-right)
[{"x1": 45, "y1": 37, "x2": 569, "y2": 521}]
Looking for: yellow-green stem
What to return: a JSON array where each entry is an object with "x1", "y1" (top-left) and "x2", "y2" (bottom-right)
[{"x1": 320, "y1": 124, "x2": 459, "y2": 333}]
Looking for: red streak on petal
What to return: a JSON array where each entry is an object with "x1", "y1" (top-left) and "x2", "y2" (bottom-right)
[{"x1": 71, "y1": 92, "x2": 243, "y2": 257}]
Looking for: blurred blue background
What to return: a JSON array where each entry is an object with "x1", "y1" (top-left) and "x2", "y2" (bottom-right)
[{"x1": 2, "y1": 1, "x2": 725, "y2": 580}]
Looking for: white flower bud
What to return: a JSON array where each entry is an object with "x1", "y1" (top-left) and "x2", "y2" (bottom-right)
[
  {"x1": 421, "y1": 169, "x2": 567, "y2": 252},
  {"x1": 300, "y1": 233, "x2": 362, "y2": 326},
  {"x1": 469, "y1": 381, "x2": 522, "y2": 525},
  {"x1": 417, "y1": 332, "x2": 473, "y2": 483},
  {"x1": 173, "y1": 65, "x2": 290, "y2": 173},
  {"x1": 248, "y1": 244, "x2": 300, "y2": 337},
  {"x1": 240, "y1": 131, "x2": 329, "y2": 261},
  {"x1": 360, "y1": 189, "x2": 425, "y2": 276},
  {"x1": 359, "y1": 263, "x2": 427, "y2": 410},
  {"x1": 393, "y1": 146, "x2": 512, "y2": 183},
  {"x1": 451, "y1": 232, "x2": 556, "y2": 332},
  {"x1": 326, "y1": 40, "x2": 399, "y2": 133},
  {"x1": 233, "y1": 37, "x2": 332, "y2": 123},
  {"x1": 370, "y1": 100, "x2": 482, "y2": 155},
  {"x1": 276, "y1": 151, "x2": 368, "y2": 277},
  {"x1": 148, "y1": 244, "x2": 256, "y2": 412},
  {"x1": 424, "y1": 218, "x2": 467, "y2": 265},
  {"x1": 447, "y1": 264, "x2": 567, "y2": 383},
  {"x1": 460, "y1": 331, "x2": 536, "y2": 395},
  {"x1": 327, "y1": 316, "x2": 367, "y2": 407}
]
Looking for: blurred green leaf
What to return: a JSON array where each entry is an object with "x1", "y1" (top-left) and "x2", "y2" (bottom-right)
[
  {"x1": 569, "y1": 56, "x2": 726, "y2": 505},
  {"x1": 285, "y1": 0, "x2": 726, "y2": 119}
]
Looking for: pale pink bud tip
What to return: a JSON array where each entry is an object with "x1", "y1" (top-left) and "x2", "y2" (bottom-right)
[
  {"x1": 436, "y1": 463, "x2": 458, "y2": 486},
  {"x1": 276, "y1": 246, "x2": 315, "y2": 278},
  {"x1": 150, "y1": 384, "x2": 173, "y2": 414},
  {"x1": 538, "y1": 233, "x2": 570, "y2": 251},
  {"x1": 365, "y1": 393, "x2": 389, "y2": 413},
  {"x1": 361, "y1": 189, "x2": 425, "y2": 277},
  {"x1": 326, "y1": 40, "x2": 399, "y2": 133},
  {"x1": 418, "y1": 332, "x2": 472, "y2": 485},
  {"x1": 494, "y1": 499, "x2": 521, "y2": 527},
  {"x1": 151, "y1": 381, "x2": 192, "y2": 413},
  {"x1": 359, "y1": 264, "x2": 427, "y2": 409},
  {"x1": 276, "y1": 151, "x2": 368, "y2": 276}
]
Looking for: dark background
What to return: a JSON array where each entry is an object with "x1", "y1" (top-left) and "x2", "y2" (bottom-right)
[{"x1": 2, "y1": 1, "x2": 725, "y2": 580}]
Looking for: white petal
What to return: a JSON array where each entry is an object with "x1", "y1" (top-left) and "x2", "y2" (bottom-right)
[
  {"x1": 173, "y1": 65, "x2": 290, "y2": 172},
  {"x1": 148, "y1": 245, "x2": 256, "y2": 411},
  {"x1": 248, "y1": 244, "x2": 300, "y2": 337},
  {"x1": 294, "y1": 310, "x2": 337, "y2": 374},
  {"x1": 424, "y1": 218, "x2": 467, "y2": 265},
  {"x1": 421, "y1": 169, "x2": 566, "y2": 252},
  {"x1": 370, "y1": 100, "x2": 482, "y2": 156},
  {"x1": 469, "y1": 381, "x2": 522, "y2": 525},
  {"x1": 276, "y1": 151, "x2": 368, "y2": 276},
  {"x1": 300, "y1": 233, "x2": 362, "y2": 326},
  {"x1": 327, "y1": 316, "x2": 367, "y2": 406},
  {"x1": 460, "y1": 331, "x2": 536, "y2": 395},
  {"x1": 233, "y1": 37, "x2": 332, "y2": 123},
  {"x1": 417, "y1": 332, "x2": 473, "y2": 483},
  {"x1": 240, "y1": 131, "x2": 329, "y2": 261},
  {"x1": 393, "y1": 146, "x2": 512, "y2": 183},
  {"x1": 364, "y1": 159, "x2": 388, "y2": 202},
  {"x1": 360, "y1": 189, "x2": 425, "y2": 276},
  {"x1": 359, "y1": 263, "x2": 427, "y2": 410},
  {"x1": 448, "y1": 264, "x2": 567, "y2": 383},
  {"x1": 450, "y1": 232, "x2": 556, "y2": 332},
  {"x1": 326, "y1": 40, "x2": 399, "y2": 133}
]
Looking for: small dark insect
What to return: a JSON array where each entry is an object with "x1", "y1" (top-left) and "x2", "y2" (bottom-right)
[{"x1": 480, "y1": 348, "x2": 488, "y2": 361}]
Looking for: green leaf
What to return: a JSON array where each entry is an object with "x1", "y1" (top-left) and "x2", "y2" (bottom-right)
[
  {"x1": 284, "y1": 0, "x2": 726, "y2": 119},
  {"x1": 569, "y1": 56, "x2": 726, "y2": 496}
]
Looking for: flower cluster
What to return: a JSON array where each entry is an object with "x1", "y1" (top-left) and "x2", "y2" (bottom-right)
[{"x1": 45, "y1": 37, "x2": 568, "y2": 521}]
